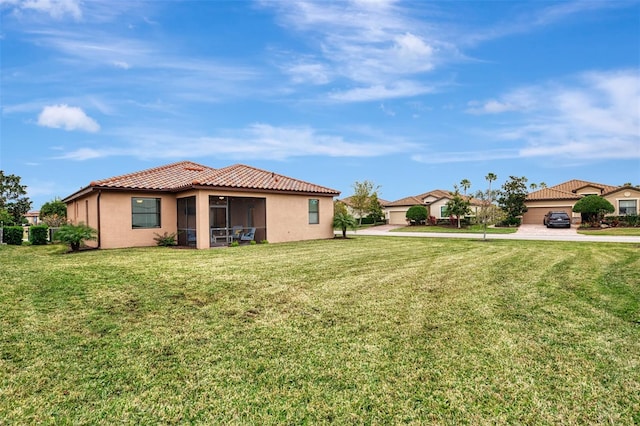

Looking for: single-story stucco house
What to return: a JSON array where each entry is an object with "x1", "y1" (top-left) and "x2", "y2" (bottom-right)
[
  {"x1": 522, "y1": 179, "x2": 640, "y2": 224},
  {"x1": 385, "y1": 189, "x2": 483, "y2": 225},
  {"x1": 63, "y1": 161, "x2": 340, "y2": 249},
  {"x1": 338, "y1": 196, "x2": 390, "y2": 220}
]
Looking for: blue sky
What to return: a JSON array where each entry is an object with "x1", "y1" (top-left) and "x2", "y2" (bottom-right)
[{"x1": 1, "y1": 0, "x2": 639, "y2": 209}]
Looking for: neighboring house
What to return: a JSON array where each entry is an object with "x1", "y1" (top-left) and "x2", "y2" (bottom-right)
[
  {"x1": 339, "y1": 196, "x2": 389, "y2": 219},
  {"x1": 523, "y1": 179, "x2": 640, "y2": 224},
  {"x1": 63, "y1": 161, "x2": 340, "y2": 249},
  {"x1": 24, "y1": 211, "x2": 40, "y2": 225},
  {"x1": 385, "y1": 190, "x2": 482, "y2": 225}
]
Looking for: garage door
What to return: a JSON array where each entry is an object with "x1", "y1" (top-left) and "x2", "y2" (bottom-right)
[
  {"x1": 389, "y1": 211, "x2": 407, "y2": 225},
  {"x1": 522, "y1": 207, "x2": 572, "y2": 224}
]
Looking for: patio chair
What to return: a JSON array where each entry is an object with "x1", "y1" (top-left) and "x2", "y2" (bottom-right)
[
  {"x1": 230, "y1": 225, "x2": 244, "y2": 241},
  {"x1": 240, "y1": 227, "x2": 256, "y2": 242}
]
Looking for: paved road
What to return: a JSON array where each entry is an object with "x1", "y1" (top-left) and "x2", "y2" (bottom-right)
[{"x1": 341, "y1": 225, "x2": 640, "y2": 244}]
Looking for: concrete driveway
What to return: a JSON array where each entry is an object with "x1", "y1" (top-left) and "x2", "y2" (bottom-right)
[
  {"x1": 516, "y1": 224, "x2": 577, "y2": 236},
  {"x1": 343, "y1": 224, "x2": 640, "y2": 243}
]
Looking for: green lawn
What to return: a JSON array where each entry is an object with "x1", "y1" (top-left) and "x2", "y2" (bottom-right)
[
  {"x1": 577, "y1": 227, "x2": 640, "y2": 236},
  {"x1": 391, "y1": 224, "x2": 518, "y2": 234},
  {"x1": 1, "y1": 238, "x2": 638, "y2": 424}
]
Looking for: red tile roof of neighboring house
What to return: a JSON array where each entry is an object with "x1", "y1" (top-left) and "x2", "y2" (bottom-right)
[
  {"x1": 416, "y1": 189, "x2": 451, "y2": 201},
  {"x1": 386, "y1": 196, "x2": 426, "y2": 207},
  {"x1": 387, "y1": 189, "x2": 482, "y2": 207},
  {"x1": 65, "y1": 161, "x2": 339, "y2": 202},
  {"x1": 526, "y1": 179, "x2": 621, "y2": 201}
]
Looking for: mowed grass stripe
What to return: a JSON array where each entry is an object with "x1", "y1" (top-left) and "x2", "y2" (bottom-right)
[{"x1": 0, "y1": 238, "x2": 638, "y2": 424}]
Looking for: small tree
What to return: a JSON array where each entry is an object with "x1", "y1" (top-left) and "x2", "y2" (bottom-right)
[
  {"x1": 40, "y1": 197, "x2": 67, "y2": 222},
  {"x1": 497, "y1": 176, "x2": 528, "y2": 225},
  {"x1": 0, "y1": 171, "x2": 32, "y2": 225},
  {"x1": 333, "y1": 212, "x2": 357, "y2": 238},
  {"x1": 445, "y1": 186, "x2": 471, "y2": 228},
  {"x1": 572, "y1": 195, "x2": 615, "y2": 225},
  {"x1": 334, "y1": 200, "x2": 348, "y2": 216},
  {"x1": 367, "y1": 193, "x2": 385, "y2": 224},
  {"x1": 55, "y1": 222, "x2": 97, "y2": 252},
  {"x1": 482, "y1": 173, "x2": 498, "y2": 240},
  {"x1": 350, "y1": 180, "x2": 380, "y2": 225},
  {"x1": 406, "y1": 205, "x2": 428, "y2": 225}
]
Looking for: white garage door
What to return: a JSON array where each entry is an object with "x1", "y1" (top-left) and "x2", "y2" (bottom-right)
[
  {"x1": 522, "y1": 207, "x2": 572, "y2": 224},
  {"x1": 389, "y1": 211, "x2": 407, "y2": 225}
]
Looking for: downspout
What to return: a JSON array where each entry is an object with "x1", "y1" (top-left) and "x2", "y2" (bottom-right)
[{"x1": 96, "y1": 190, "x2": 102, "y2": 248}]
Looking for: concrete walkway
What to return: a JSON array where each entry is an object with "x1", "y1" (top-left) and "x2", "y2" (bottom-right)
[{"x1": 340, "y1": 224, "x2": 640, "y2": 244}]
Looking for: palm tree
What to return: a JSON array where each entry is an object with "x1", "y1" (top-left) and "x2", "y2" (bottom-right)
[
  {"x1": 460, "y1": 179, "x2": 471, "y2": 196},
  {"x1": 333, "y1": 212, "x2": 357, "y2": 239},
  {"x1": 483, "y1": 173, "x2": 497, "y2": 241}
]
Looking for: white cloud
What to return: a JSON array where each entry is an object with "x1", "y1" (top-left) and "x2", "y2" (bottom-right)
[
  {"x1": 37, "y1": 104, "x2": 100, "y2": 132},
  {"x1": 56, "y1": 123, "x2": 417, "y2": 161},
  {"x1": 285, "y1": 62, "x2": 331, "y2": 85},
  {"x1": 329, "y1": 81, "x2": 435, "y2": 102},
  {"x1": 467, "y1": 99, "x2": 516, "y2": 114},
  {"x1": 264, "y1": 0, "x2": 451, "y2": 101},
  {"x1": 460, "y1": 69, "x2": 640, "y2": 163},
  {"x1": 20, "y1": 0, "x2": 82, "y2": 20},
  {"x1": 112, "y1": 60, "x2": 130, "y2": 70}
]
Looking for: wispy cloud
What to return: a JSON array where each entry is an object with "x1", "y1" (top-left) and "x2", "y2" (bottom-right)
[
  {"x1": 37, "y1": 104, "x2": 100, "y2": 132},
  {"x1": 462, "y1": 1, "x2": 631, "y2": 45},
  {"x1": 8, "y1": 0, "x2": 82, "y2": 20},
  {"x1": 265, "y1": 0, "x2": 454, "y2": 102},
  {"x1": 419, "y1": 69, "x2": 640, "y2": 165},
  {"x1": 55, "y1": 123, "x2": 417, "y2": 161}
]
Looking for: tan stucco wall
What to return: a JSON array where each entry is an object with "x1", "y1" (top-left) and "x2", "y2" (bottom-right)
[
  {"x1": 576, "y1": 186, "x2": 605, "y2": 196},
  {"x1": 264, "y1": 193, "x2": 335, "y2": 244},
  {"x1": 524, "y1": 200, "x2": 579, "y2": 223},
  {"x1": 67, "y1": 189, "x2": 335, "y2": 249},
  {"x1": 68, "y1": 191, "x2": 178, "y2": 249},
  {"x1": 525, "y1": 187, "x2": 640, "y2": 224},
  {"x1": 605, "y1": 188, "x2": 640, "y2": 216}
]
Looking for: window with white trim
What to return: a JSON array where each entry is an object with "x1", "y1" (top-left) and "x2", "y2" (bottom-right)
[{"x1": 619, "y1": 199, "x2": 637, "y2": 215}]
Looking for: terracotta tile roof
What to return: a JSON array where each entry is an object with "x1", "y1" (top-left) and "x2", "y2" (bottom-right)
[
  {"x1": 416, "y1": 189, "x2": 451, "y2": 201},
  {"x1": 526, "y1": 179, "x2": 621, "y2": 201},
  {"x1": 388, "y1": 189, "x2": 483, "y2": 207},
  {"x1": 386, "y1": 196, "x2": 425, "y2": 207},
  {"x1": 195, "y1": 164, "x2": 340, "y2": 194},
  {"x1": 85, "y1": 161, "x2": 339, "y2": 195},
  {"x1": 90, "y1": 161, "x2": 217, "y2": 190}
]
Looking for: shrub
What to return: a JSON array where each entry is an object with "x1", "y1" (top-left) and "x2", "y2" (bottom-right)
[
  {"x1": 260, "y1": 240, "x2": 269, "y2": 244},
  {"x1": 572, "y1": 195, "x2": 614, "y2": 223},
  {"x1": 625, "y1": 214, "x2": 639, "y2": 227},
  {"x1": 406, "y1": 205, "x2": 428, "y2": 225},
  {"x1": 230, "y1": 241, "x2": 240, "y2": 247},
  {"x1": 3, "y1": 226, "x2": 23, "y2": 245},
  {"x1": 360, "y1": 216, "x2": 375, "y2": 225},
  {"x1": 250, "y1": 240, "x2": 257, "y2": 245},
  {"x1": 153, "y1": 232, "x2": 177, "y2": 247},
  {"x1": 496, "y1": 217, "x2": 521, "y2": 227},
  {"x1": 54, "y1": 222, "x2": 97, "y2": 252},
  {"x1": 29, "y1": 225, "x2": 49, "y2": 245}
]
